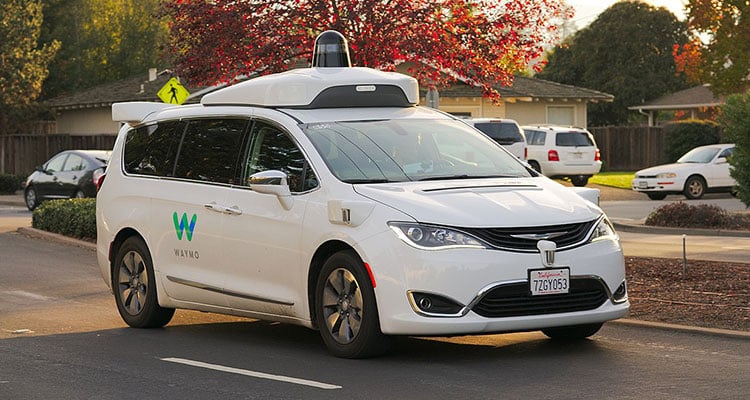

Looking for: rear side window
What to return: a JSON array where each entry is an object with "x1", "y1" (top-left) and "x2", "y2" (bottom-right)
[
  {"x1": 124, "y1": 121, "x2": 183, "y2": 176},
  {"x1": 473, "y1": 122, "x2": 524, "y2": 144},
  {"x1": 556, "y1": 131, "x2": 594, "y2": 147},
  {"x1": 525, "y1": 130, "x2": 546, "y2": 146},
  {"x1": 64, "y1": 154, "x2": 87, "y2": 171},
  {"x1": 174, "y1": 119, "x2": 248, "y2": 184}
]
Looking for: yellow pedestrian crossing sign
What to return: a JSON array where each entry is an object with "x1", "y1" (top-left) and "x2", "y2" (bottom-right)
[{"x1": 157, "y1": 77, "x2": 190, "y2": 105}]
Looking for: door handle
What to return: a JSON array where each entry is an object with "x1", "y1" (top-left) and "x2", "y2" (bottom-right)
[
  {"x1": 224, "y1": 206, "x2": 242, "y2": 216},
  {"x1": 204, "y1": 202, "x2": 242, "y2": 215},
  {"x1": 203, "y1": 202, "x2": 223, "y2": 213}
]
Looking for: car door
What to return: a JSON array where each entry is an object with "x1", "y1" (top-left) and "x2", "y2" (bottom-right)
[
  {"x1": 35, "y1": 153, "x2": 68, "y2": 199},
  {"x1": 221, "y1": 117, "x2": 318, "y2": 318},
  {"x1": 147, "y1": 118, "x2": 250, "y2": 309},
  {"x1": 706, "y1": 147, "x2": 734, "y2": 188},
  {"x1": 59, "y1": 153, "x2": 88, "y2": 197}
]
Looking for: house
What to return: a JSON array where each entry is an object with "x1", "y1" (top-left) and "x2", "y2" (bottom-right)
[
  {"x1": 46, "y1": 70, "x2": 612, "y2": 135},
  {"x1": 628, "y1": 84, "x2": 723, "y2": 126}
]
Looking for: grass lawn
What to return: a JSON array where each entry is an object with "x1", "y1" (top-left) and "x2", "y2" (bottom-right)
[{"x1": 590, "y1": 172, "x2": 634, "y2": 189}]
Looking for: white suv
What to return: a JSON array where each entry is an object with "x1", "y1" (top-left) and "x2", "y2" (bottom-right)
[
  {"x1": 463, "y1": 118, "x2": 526, "y2": 160},
  {"x1": 522, "y1": 125, "x2": 602, "y2": 187},
  {"x1": 96, "y1": 31, "x2": 627, "y2": 358}
]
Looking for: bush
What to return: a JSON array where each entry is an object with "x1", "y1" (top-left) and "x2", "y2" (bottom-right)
[
  {"x1": 720, "y1": 93, "x2": 750, "y2": 208},
  {"x1": 663, "y1": 120, "x2": 722, "y2": 162},
  {"x1": 645, "y1": 202, "x2": 750, "y2": 230},
  {"x1": 0, "y1": 174, "x2": 23, "y2": 194},
  {"x1": 32, "y1": 199, "x2": 97, "y2": 240}
]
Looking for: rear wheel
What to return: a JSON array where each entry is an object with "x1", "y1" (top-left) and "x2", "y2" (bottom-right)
[
  {"x1": 683, "y1": 175, "x2": 706, "y2": 199},
  {"x1": 74, "y1": 189, "x2": 85, "y2": 199},
  {"x1": 542, "y1": 323, "x2": 602, "y2": 340},
  {"x1": 315, "y1": 250, "x2": 391, "y2": 358},
  {"x1": 646, "y1": 192, "x2": 667, "y2": 200},
  {"x1": 112, "y1": 236, "x2": 174, "y2": 328},
  {"x1": 24, "y1": 187, "x2": 38, "y2": 211},
  {"x1": 570, "y1": 175, "x2": 589, "y2": 187}
]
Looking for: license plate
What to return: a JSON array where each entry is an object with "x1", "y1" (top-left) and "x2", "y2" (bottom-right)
[
  {"x1": 529, "y1": 268, "x2": 570, "y2": 296},
  {"x1": 638, "y1": 181, "x2": 648, "y2": 188}
]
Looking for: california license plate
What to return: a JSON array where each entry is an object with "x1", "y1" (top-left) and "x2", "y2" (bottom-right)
[
  {"x1": 529, "y1": 268, "x2": 570, "y2": 296},
  {"x1": 638, "y1": 180, "x2": 648, "y2": 188}
]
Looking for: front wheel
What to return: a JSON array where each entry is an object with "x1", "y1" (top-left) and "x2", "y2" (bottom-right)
[
  {"x1": 315, "y1": 250, "x2": 391, "y2": 358},
  {"x1": 542, "y1": 323, "x2": 602, "y2": 340},
  {"x1": 683, "y1": 175, "x2": 706, "y2": 199},
  {"x1": 646, "y1": 192, "x2": 667, "y2": 201},
  {"x1": 25, "y1": 187, "x2": 38, "y2": 211},
  {"x1": 112, "y1": 236, "x2": 174, "y2": 328}
]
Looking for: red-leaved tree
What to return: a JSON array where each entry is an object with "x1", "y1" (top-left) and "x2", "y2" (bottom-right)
[{"x1": 163, "y1": 0, "x2": 571, "y2": 101}]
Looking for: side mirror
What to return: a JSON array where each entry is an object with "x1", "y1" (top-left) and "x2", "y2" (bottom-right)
[
  {"x1": 35, "y1": 165, "x2": 44, "y2": 173},
  {"x1": 249, "y1": 170, "x2": 293, "y2": 210}
]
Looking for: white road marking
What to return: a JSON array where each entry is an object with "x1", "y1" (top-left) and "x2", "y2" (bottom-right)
[{"x1": 160, "y1": 357, "x2": 342, "y2": 390}]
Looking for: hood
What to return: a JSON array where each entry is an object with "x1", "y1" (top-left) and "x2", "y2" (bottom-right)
[
  {"x1": 636, "y1": 162, "x2": 703, "y2": 176},
  {"x1": 354, "y1": 177, "x2": 601, "y2": 227}
]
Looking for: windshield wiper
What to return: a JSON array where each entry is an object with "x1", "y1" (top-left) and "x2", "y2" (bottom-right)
[
  {"x1": 341, "y1": 178, "x2": 399, "y2": 184},
  {"x1": 418, "y1": 174, "x2": 518, "y2": 181}
]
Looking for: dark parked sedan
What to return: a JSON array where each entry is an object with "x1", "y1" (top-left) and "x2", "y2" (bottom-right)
[{"x1": 24, "y1": 150, "x2": 110, "y2": 210}]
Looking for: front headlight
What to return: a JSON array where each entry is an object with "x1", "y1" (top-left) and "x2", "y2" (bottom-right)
[
  {"x1": 389, "y1": 222, "x2": 488, "y2": 250},
  {"x1": 656, "y1": 172, "x2": 677, "y2": 179},
  {"x1": 589, "y1": 216, "x2": 618, "y2": 243}
]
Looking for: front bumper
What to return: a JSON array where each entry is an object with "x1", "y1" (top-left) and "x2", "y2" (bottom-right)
[{"x1": 358, "y1": 230, "x2": 629, "y2": 336}]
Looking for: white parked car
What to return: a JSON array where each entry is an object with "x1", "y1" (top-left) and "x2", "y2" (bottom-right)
[
  {"x1": 463, "y1": 118, "x2": 527, "y2": 160},
  {"x1": 632, "y1": 143, "x2": 736, "y2": 200},
  {"x1": 96, "y1": 31, "x2": 628, "y2": 358},
  {"x1": 522, "y1": 125, "x2": 602, "y2": 187}
]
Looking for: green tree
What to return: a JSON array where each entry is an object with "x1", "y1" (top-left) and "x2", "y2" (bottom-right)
[
  {"x1": 0, "y1": 0, "x2": 59, "y2": 131},
  {"x1": 539, "y1": 1, "x2": 689, "y2": 126},
  {"x1": 674, "y1": 1, "x2": 750, "y2": 95},
  {"x1": 720, "y1": 94, "x2": 750, "y2": 207},
  {"x1": 40, "y1": 0, "x2": 169, "y2": 99}
]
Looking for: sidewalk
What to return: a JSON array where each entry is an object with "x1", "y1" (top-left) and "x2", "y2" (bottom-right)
[{"x1": 0, "y1": 191, "x2": 25, "y2": 207}]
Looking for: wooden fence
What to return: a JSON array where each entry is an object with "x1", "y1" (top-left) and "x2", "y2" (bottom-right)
[
  {"x1": 589, "y1": 126, "x2": 668, "y2": 172},
  {"x1": 1, "y1": 134, "x2": 116, "y2": 175}
]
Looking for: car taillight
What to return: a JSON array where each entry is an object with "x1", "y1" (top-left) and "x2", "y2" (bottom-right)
[
  {"x1": 94, "y1": 169, "x2": 106, "y2": 191},
  {"x1": 548, "y1": 150, "x2": 559, "y2": 162},
  {"x1": 595, "y1": 149, "x2": 601, "y2": 161}
]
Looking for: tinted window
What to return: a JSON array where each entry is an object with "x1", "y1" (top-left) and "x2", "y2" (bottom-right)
[
  {"x1": 473, "y1": 122, "x2": 524, "y2": 144},
  {"x1": 63, "y1": 154, "x2": 87, "y2": 171},
  {"x1": 124, "y1": 121, "x2": 183, "y2": 176},
  {"x1": 45, "y1": 154, "x2": 67, "y2": 172},
  {"x1": 174, "y1": 119, "x2": 248, "y2": 184},
  {"x1": 555, "y1": 131, "x2": 594, "y2": 147},
  {"x1": 525, "y1": 130, "x2": 546, "y2": 146},
  {"x1": 244, "y1": 121, "x2": 316, "y2": 192}
]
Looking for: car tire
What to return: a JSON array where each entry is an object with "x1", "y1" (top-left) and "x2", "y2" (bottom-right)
[
  {"x1": 24, "y1": 187, "x2": 38, "y2": 211},
  {"x1": 646, "y1": 192, "x2": 667, "y2": 201},
  {"x1": 542, "y1": 323, "x2": 602, "y2": 340},
  {"x1": 112, "y1": 236, "x2": 174, "y2": 328},
  {"x1": 683, "y1": 175, "x2": 706, "y2": 200},
  {"x1": 74, "y1": 190, "x2": 85, "y2": 199},
  {"x1": 528, "y1": 160, "x2": 542, "y2": 174},
  {"x1": 570, "y1": 175, "x2": 589, "y2": 187},
  {"x1": 314, "y1": 250, "x2": 391, "y2": 358}
]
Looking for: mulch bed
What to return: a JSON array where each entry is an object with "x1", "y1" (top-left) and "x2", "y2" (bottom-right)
[{"x1": 625, "y1": 257, "x2": 750, "y2": 331}]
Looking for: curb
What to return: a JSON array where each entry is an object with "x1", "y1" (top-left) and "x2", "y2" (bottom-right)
[
  {"x1": 16, "y1": 226, "x2": 750, "y2": 340},
  {"x1": 612, "y1": 219, "x2": 750, "y2": 238},
  {"x1": 612, "y1": 319, "x2": 750, "y2": 340},
  {"x1": 17, "y1": 227, "x2": 96, "y2": 251}
]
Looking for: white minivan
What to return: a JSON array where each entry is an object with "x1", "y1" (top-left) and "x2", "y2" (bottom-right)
[{"x1": 97, "y1": 32, "x2": 628, "y2": 358}]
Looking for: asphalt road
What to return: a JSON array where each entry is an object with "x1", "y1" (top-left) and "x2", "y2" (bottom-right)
[{"x1": 1, "y1": 209, "x2": 749, "y2": 399}]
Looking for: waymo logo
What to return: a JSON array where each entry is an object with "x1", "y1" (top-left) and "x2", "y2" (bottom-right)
[{"x1": 173, "y1": 212, "x2": 197, "y2": 241}]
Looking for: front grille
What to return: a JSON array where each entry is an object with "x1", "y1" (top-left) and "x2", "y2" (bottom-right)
[
  {"x1": 472, "y1": 278, "x2": 608, "y2": 318},
  {"x1": 460, "y1": 219, "x2": 598, "y2": 252}
]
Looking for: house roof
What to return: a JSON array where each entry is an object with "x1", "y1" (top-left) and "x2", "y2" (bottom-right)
[
  {"x1": 421, "y1": 76, "x2": 614, "y2": 102},
  {"x1": 46, "y1": 73, "x2": 201, "y2": 110},
  {"x1": 628, "y1": 84, "x2": 723, "y2": 111},
  {"x1": 46, "y1": 71, "x2": 613, "y2": 111}
]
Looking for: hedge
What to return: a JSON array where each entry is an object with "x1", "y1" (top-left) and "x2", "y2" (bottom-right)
[
  {"x1": 0, "y1": 174, "x2": 23, "y2": 194},
  {"x1": 32, "y1": 199, "x2": 97, "y2": 241}
]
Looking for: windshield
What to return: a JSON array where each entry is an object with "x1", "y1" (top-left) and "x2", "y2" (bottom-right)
[
  {"x1": 677, "y1": 147, "x2": 719, "y2": 164},
  {"x1": 302, "y1": 119, "x2": 531, "y2": 183}
]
